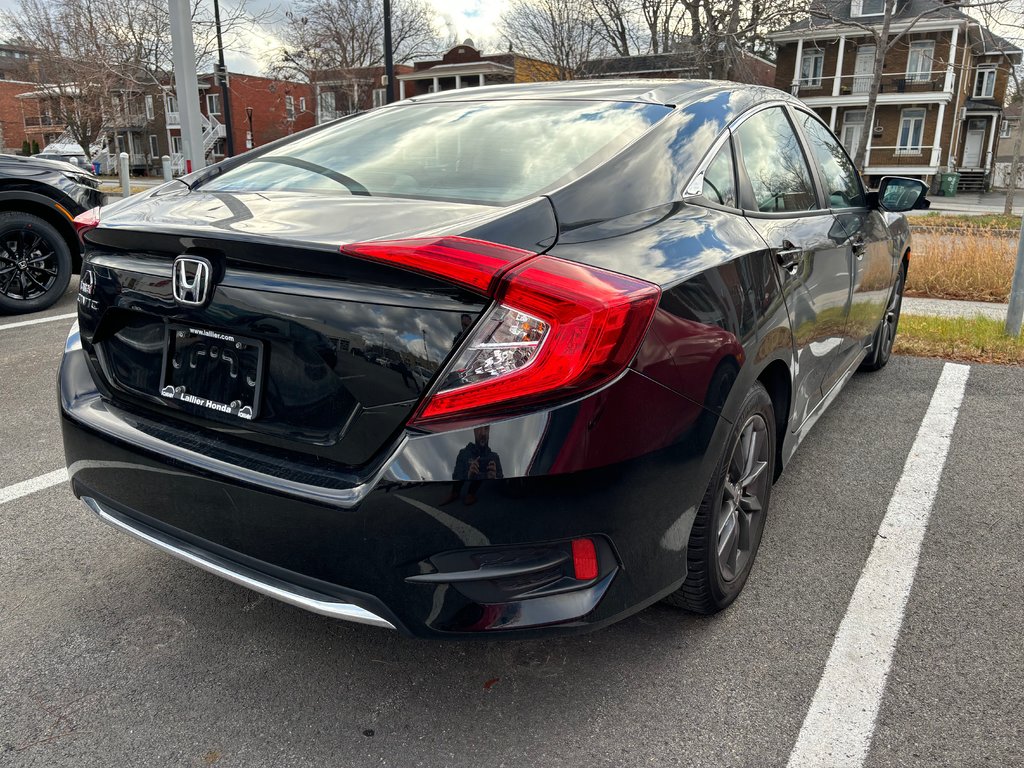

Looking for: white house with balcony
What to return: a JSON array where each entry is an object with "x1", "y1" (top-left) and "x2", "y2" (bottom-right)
[{"x1": 771, "y1": 0, "x2": 1021, "y2": 191}]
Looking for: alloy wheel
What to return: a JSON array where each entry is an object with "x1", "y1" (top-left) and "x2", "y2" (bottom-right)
[
  {"x1": 717, "y1": 414, "x2": 770, "y2": 582},
  {"x1": 878, "y1": 271, "x2": 904, "y2": 360},
  {"x1": 0, "y1": 228, "x2": 60, "y2": 302}
]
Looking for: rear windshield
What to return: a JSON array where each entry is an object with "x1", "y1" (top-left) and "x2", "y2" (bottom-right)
[{"x1": 201, "y1": 100, "x2": 671, "y2": 205}]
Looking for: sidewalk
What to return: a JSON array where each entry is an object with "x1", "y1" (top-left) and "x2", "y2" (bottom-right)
[
  {"x1": 903, "y1": 296, "x2": 1008, "y2": 320},
  {"x1": 909, "y1": 190, "x2": 1024, "y2": 216}
]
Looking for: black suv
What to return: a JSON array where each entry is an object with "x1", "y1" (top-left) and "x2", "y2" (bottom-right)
[{"x1": 0, "y1": 153, "x2": 104, "y2": 314}]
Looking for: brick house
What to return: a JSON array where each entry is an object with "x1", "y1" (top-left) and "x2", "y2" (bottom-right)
[
  {"x1": 578, "y1": 46, "x2": 776, "y2": 86},
  {"x1": 314, "y1": 64, "x2": 413, "y2": 123},
  {"x1": 770, "y1": 0, "x2": 1022, "y2": 192},
  {"x1": 165, "y1": 73, "x2": 315, "y2": 173},
  {"x1": 395, "y1": 40, "x2": 559, "y2": 99},
  {"x1": 0, "y1": 79, "x2": 41, "y2": 152}
]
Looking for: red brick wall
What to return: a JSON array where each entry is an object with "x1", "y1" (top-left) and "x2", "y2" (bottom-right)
[
  {"x1": 204, "y1": 74, "x2": 316, "y2": 155},
  {"x1": 0, "y1": 81, "x2": 39, "y2": 152}
]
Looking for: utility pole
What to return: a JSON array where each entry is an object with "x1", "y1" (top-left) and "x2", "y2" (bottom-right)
[
  {"x1": 169, "y1": 0, "x2": 205, "y2": 173},
  {"x1": 1008, "y1": 227, "x2": 1024, "y2": 336},
  {"x1": 383, "y1": 0, "x2": 395, "y2": 104},
  {"x1": 212, "y1": 0, "x2": 235, "y2": 156}
]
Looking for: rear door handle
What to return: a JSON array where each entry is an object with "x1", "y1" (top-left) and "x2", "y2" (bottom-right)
[{"x1": 774, "y1": 241, "x2": 802, "y2": 273}]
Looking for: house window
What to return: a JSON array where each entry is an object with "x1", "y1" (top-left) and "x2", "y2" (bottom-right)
[
  {"x1": 897, "y1": 108, "x2": 926, "y2": 155},
  {"x1": 1001, "y1": 119, "x2": 1014, "y2": 138},
  {"x1": 206, "y1": 93, "x2": 221, "y2": 115},
  {"x1": 285, "y1": 95, "x2": 295, "y2": 120},
  {"x1": 852, "y1": 0, "x2": 884, "y2": 16},
  {"x1": 145, "y1": 94, "x2": 154, "y2": 120},
  {"x1": 170, "y1": 135, "x2": 182, "y2": 154},
  {"x1": 372, "y1": 87, "x2": 387, "y2": 108},
  {"x1": 974, "y1": 68, "x2": 996, "y2": 98},
  {"x1": 800, "y1": 50, "x2": 825, "y2": 87},
  {"x1": 148, "y1": 134, "x2": 158, "y2": 158},
  {"x1": 299, "y1": 97, "x2": 306, "y2": 112},
  {"x1": 906, "y1": 40, "x2": 934, "y2": 82},
  {"x1": 166, "y1": 94, "x2": 178, "y2": 114}
]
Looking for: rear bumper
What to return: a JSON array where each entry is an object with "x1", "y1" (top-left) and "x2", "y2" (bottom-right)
[{"x1": 60, "y1": 331, "x2": 724, "y2": 638}]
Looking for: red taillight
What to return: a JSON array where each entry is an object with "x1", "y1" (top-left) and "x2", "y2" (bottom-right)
[
  {"x1": 341, "y1": 237, "x2": 661, "y2": 427},
  {"x1": 341, "y1": 236, "x2": 534, "y2": 294},
  {"x1": 72, "y1": 207, "x2": 100, "y2": 243},
  {"x1": 571, "y1": 538, "x2": 599, "y2": 581}
]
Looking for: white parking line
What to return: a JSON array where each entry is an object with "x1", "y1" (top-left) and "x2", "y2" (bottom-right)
[
  {"x1": 0, "y1": 469, "x2": 69, "y2": 505},
  {"x1": 0, "y1": 312, "x2": 77, "y2": 332},
  {"x1": 787, "y1": 362, "x2": 971, "y2": 768}
]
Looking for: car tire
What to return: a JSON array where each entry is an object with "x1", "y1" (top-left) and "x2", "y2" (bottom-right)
[
  {"x1": 0, "y1": 211, "x2": 73, "y2": 315},
  {"x1": 665, "y1": 381, "x2": 776, "y2": 614},
  {"x1": 859, "y1": 263, "x2": 906, "y2": 373}
]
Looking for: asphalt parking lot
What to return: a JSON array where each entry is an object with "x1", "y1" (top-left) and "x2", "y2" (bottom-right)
[{"x1": 2, "y1": 284, "x2": 1022, "y2": 767}]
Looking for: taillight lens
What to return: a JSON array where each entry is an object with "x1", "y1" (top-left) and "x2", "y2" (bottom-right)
[
  {"x1": 341, "y1": 238, "x2": 661, "y2": 427},
  {"x1": 72, "y1": 207, "x2": 100, "y2": 243}
]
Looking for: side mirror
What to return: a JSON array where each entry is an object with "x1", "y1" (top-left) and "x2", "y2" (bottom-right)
[{"x1": 873, "y1": 176, "x2": 930, "y2": 212}]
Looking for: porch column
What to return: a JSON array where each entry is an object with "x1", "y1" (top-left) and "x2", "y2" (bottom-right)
[
  {"x1": 833, "y1": 35, "x2": 846, "y2": 97},
  {"x1": 986, "y1": 113, "x2": 998, "y2": 170},
  {"x1": 791, "y1": 38, "x2": 804, "y2": 95},
  {"x1": 455, "y1": 74, "x2": 462, "y2": 89},
  {"x1": 432, "y1": 76, "x2": 439, "y2": 93},
  {"x1": 479, "y1": 74, "x2": 485, "y2": 86},
  {"x1": 932, "y1": 101, "x2": 947, "y2": 168},
  {"x1": 399, "y1": 80, "x2": 406, "y2": 100},
  {"x1": 944, "y1": 25, "x2": 959, "y2": 93},
  {"x1": 830, "y1": 105, "x2": 837, "y2": 130}
]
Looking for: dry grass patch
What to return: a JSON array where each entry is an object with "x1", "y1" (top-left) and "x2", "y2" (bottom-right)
[
  {"x1": 912, "y1": 212, "x2": 1021, "y2": 230},
  {"x1": 895, "y1": 314, "x2": 1024, "y2": 365},
  {"x1": 906, "y1": 230, "x2": 1015, "y2": 302}
]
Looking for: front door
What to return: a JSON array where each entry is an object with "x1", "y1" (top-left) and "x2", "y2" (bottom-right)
[
  {"x1": 962, "y1": 119, "x2": 986, "y2": 167},
  {"x1": 733, "y1": 106, "x2": 854, "y2": 426},
  {"x1": 853, "y1": 46, "x2": 875, "y2": 94},
  {"x1": 841, "y1": 110, "x2": 865, "y2": 155}
]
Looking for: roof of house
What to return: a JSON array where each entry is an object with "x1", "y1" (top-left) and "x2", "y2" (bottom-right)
[{"x1": 777, "y1": 0, "x2": 972, "y2": 33}]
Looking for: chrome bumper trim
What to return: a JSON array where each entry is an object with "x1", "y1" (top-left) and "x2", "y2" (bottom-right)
[{"x1": 83, "y1": 496, "x2": 395, "y2": 630}]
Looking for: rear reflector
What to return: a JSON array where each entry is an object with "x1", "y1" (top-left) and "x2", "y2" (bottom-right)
[
  {"x1": 341, "y1": 237, "x2": 660, "y2": 427},
  {"x1": 72, "y1": 207, "x2": 101, "y2": 243},
  {"x1": 571, "y1": 538, "x2": 599, "y2": 581}
]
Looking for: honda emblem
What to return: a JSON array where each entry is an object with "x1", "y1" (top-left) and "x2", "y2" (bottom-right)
[{"x1": 172, "y1": 256, "x2": 213, "y2": 307}]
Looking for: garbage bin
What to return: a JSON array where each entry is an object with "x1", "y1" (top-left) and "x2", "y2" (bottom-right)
[
  {"x1": 938, "y1": 172, "x2": 960, "y2": 196},
  {"x1": 92, "y1": 161, "x2": 101, "y2": 175}
]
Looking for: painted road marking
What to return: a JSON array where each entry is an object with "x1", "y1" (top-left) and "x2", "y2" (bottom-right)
[
  {"x1": 0, "y1": 469, "x2": 69, "y2": 506},
  {"x1": 787, "y1": 362, "x2": 971, "y2": 767},
  {"x1": 0, "y1": 312, "x2": 76, "y2": 332}
]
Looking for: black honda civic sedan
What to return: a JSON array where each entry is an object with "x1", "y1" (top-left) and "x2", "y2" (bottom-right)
[{"x1": 60, "y1": 81, "x2": 926, "y2": 637}]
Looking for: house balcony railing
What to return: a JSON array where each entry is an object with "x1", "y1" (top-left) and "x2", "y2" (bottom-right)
[
  {"x1": 24, "y1": 115, "x2": 61, "y2": 129},
  {"x1": 793, "y1": 70, "x2": 947, "y2": 97},
  {"x1": 864, "y1": 145, "x2": 942, "y2": 168}
]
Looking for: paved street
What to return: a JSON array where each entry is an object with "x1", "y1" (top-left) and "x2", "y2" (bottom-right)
[{"x1": 2, "y1": 285, "x2": 1022, "y2": 767}]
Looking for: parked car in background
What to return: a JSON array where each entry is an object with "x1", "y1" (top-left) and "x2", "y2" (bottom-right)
[
  {"x1": 61, "y1": 80, "x2": 926, "y2": 638},
  {"x1": 33, "y1": 151, "x2": 92, "y2": 171},
  {"x1": 0, "y1": 153, "x2": 103, "y2": 314}
]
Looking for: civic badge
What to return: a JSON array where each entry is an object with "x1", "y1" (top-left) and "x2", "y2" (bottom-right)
[{"x1": 172, "y1": 256, "x2": 213, "y2": 307}]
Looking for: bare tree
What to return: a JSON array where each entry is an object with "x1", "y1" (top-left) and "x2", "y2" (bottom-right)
[
  {"x1": 271, "y1": 0, "x2": 441, "y2": 81},
  {"x1": 2, "y1": 0, "x2": 267, "y2": 159},
  {"x1": 500, "y1": 0, "x2": 610, "y2": 79},
  {"x1": 590, "y1": 0, "x2": 641, "y2": 56}
]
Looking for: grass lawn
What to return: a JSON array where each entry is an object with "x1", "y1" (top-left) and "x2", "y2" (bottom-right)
[{"x1": 895, "y1": 314, "x2": 1024, "y2": 365}]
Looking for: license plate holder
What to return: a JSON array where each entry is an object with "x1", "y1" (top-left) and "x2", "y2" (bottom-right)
[{"x1": 160, "y1": 325, "x2": 264, "y2": 420}]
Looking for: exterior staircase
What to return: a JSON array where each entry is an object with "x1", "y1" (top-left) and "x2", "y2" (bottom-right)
[
  {"x1": 956, "y1": 170, "x2": 987, "y2": 193},
  {"x1": 170, "y1": 110, "x2": 225, "y2": 175}
]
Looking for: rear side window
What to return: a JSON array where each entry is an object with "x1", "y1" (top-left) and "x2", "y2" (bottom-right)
[
  {"x1": 798, "y1": 113, "x2": 866, "y2": 209},
  {"x1": 700, "y1": 141, "x2": 737, "y2": 208},
  {"x1": 735, "y1": 107, "x2": 817, "y2": 213},
  {"x1": 202, "y1": 100, "x2": 671, "y2": 205}
]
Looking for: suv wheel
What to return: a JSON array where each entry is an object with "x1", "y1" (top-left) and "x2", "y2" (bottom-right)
[{"x1": 0, "y1": 211, "x2": 73, "y2": 315}]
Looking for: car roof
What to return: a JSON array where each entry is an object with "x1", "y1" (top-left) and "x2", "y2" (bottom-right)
[{"x1": 404, "y1": 78, "x2": 793, "y2": 109}]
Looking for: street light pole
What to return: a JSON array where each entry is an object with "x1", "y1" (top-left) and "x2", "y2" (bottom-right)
[
  {"x1": 212, "y1": 0, "x2": 235, "y2": 156},
  {"x1": 383, "y1": 0, "x2": 395, "y2": 104}
]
